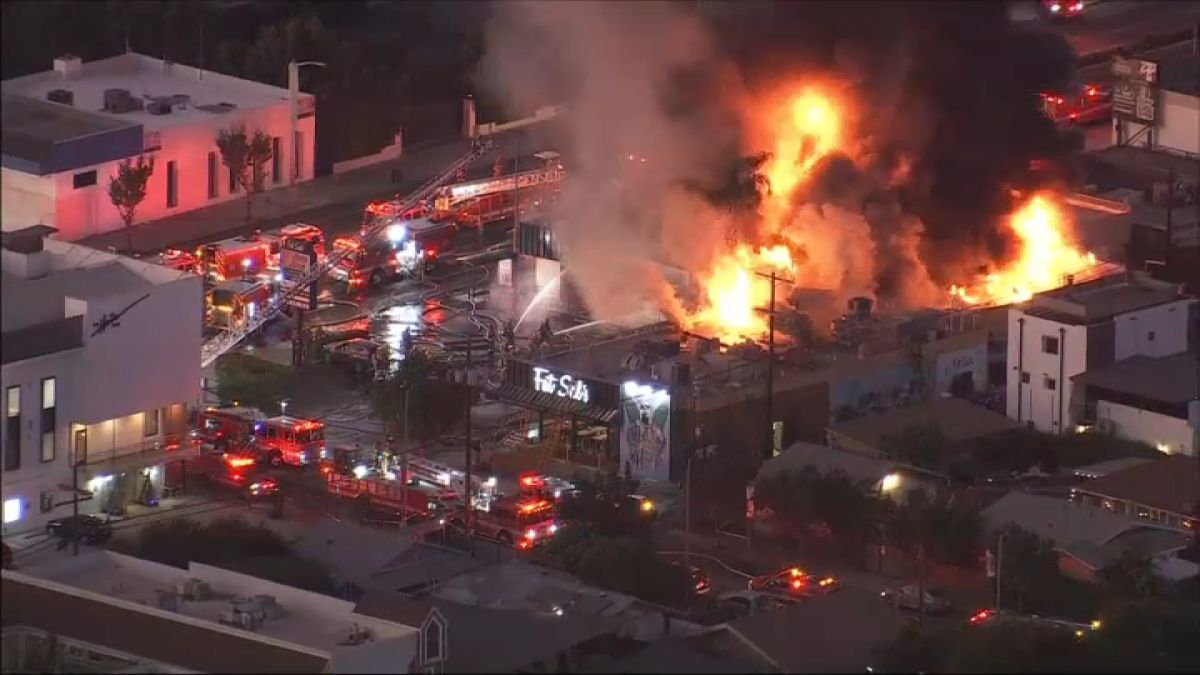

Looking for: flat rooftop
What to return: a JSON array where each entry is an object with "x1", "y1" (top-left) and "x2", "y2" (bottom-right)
[
  {"x1": 828, "y1": 396, "x2": 1023, "y2": 450},
  {"x1": 1022, "y1": 272, "x2": 1189, "y2": 325},
  {"x1": 1072, "y1": 351, "x2": 1200, "y2": 405},
  {"x1": 1, "y1": 92, "x2": 137, "y2": 145},
  {"x1": 2, "y1": 53, "x2": 306, "y2": 134},
  {"x1": 1160, "y1": 52, "x2": 1200, "y2": 96},
  {"x1": 19, "y1": 550, "x2": 414, "y2": 657}
]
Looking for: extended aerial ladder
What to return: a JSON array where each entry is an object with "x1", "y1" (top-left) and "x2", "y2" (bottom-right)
[
  {"x1": 434, "y1": 163, "x2": 564, "y2": 211},
  {"x1": 200, "y1": 141, "x2": 498, "y2": 368}
]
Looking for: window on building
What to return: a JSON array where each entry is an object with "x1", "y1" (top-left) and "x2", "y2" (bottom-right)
[
  {"x1": 40, "y1": 490, "x2": 54, "y2": 513},
  {"x1": 2, "y1": 498, "x2": 20, "y2": 524},
  {"x1": 271, "y1": 137, "x2": 282, "y2": 184},
  {"x1": 72, "y1": 170, "x2": 97, "y2": 189},
  {"x1": 229, "y1": 166, "x2": 238, "y2": 194},
  {"x1": 207, "y1": 152, "x2": 219, "y2": 199},
  {"x1": 4, "y1": 386, "x2": 20, "y2": 472},
  {"x1": 772, "y1": 421, "x2": 784, "y2": 457},
  {"x1": 1147, "y1": 331, "x2": 1156, "y2": 342},
  {"x1": 294, "y1": 131, "x2": 304, "y2": 180},
  {"x1": 40, "y1": 378, "x2": 56, "y2": 463},
  {"x1": 1041, "y1": 335, "x2": 1060, "y2": 355},
  {"x1": 1044, "y1": 376, "x2": 1057, "y2": 391},
  {"x1": 1020, "y1": 371, "x2": 1031, "y2": 384},
  {"x1": 423, "y1": 619, "x2": 444, "y2": 663},
  {"x1": 166, "y1": 160, "x2": 178, "y2": 208},
  {"x1": 144, "y1": 408, "x2": 159, "y2": 437}
]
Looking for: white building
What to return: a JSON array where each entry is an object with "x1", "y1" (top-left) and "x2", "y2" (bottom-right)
[
  {"x1": 1006, "y1": 271, "x2": 1196, "y2": 434},
  {"x1": 1, "y1": 226, "x2": 202, "y2": 535},
  {"x1": 1, "y1": 53, "x2": 316, "y2": 242},
  {"x1": 1111, "y1": 53, "x2": 1199, "y2": 158},
  {"x1": 1071, "y1": 351, "x2": 1200, "y2": 456}
]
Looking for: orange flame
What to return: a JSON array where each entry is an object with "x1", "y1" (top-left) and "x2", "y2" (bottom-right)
[{"x1": 951, "y1": 193, "x2": 1096, "y2": 306}]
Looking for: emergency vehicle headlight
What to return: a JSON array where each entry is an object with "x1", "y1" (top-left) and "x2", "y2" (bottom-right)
[
  {"x1": 485, "y1": 477, "x2": 497, "y2": 487},
  {"x1": 386, "y1": 224, "x2": 406, "y2": 243},
  {"x1": 384, "y1": 471, "x2": 397, "y2": 480},
  {"x1": 526, "y1": 529, "x2": 537, "y2": 540},
  {"x1": 549, "y1": 524, "x2": 558, "y2": 534},
  {"x1": 353, "y1": 464, "x2": 369, "y2": 479}
]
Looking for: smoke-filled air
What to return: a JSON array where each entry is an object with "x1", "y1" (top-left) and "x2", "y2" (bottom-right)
[{"x1": 478, "y1": 0, "x2": 1100, "y2": 343}]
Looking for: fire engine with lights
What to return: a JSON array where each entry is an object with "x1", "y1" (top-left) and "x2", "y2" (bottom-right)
[
  {"x1": 1041, "y1": 82, "x2": 1111, "y2": 126},
  {"x1": 329, "y1": 228, "x2": 419, "y2": 289},
  {"x1": 206, "y1": 278, "x2": 274, "y2": 330},
  {"x1": 193, "y1": 451, "x2": 278, "y2": 500},
  {"x1": 449, "y1": 496, "x2": 559, "y2": 550},
  {"x1": 266, "y1": 223, "x2": 326, "y2": 268},
  {"x1": 196, "y1": 234, "x2": 277, "y2": 283},
  {"x1": 252, "y1": 416, "x2": 327, "y2": 468},
  {"x1": 326, "y1": 470, "x2": 457, "y2": 521},
  {"x1": 157, "y1": 248, "x2": 199, "y2": 273},
  {"x1": 189, "y1": 406, "x2": 262, "y2": 451},
  {"x1": 1042, "y1": 1, "x2": 1085, "y2": 19}
]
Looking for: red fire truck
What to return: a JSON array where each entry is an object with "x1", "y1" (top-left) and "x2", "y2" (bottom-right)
[
  {"x1": 327, "y1": 472, "x2": 456, "y2": 521},
  {"x1": 329, "y1": 233, "x2": 418, "y2": 289},
  {"x1": 157, "y1": 248, "x2": 199, "y2": 273},
  {"x1": 196, "y1": 234, "x2": 275, "y2": 283},
  {"x1": 193, "y1": 451, "x2": 278, "y2": 500},
  {"x1": 403, "y1": 457, "x2": 498, "y2": 510},
  {"x1": 448, "y1": 496, "x2": 559, "y2": 549},
  {"x1": 519, "y1": 474, "x2": 578, "y2": 502},
  {"x1": 1041, "y1": 82, "x2": 1111, "y2": 126},
  {"x1": 206, "y1": 279, "x2": 274, "y2": 329},
  {"x1": 264, "y1": 223, "x2": 326, "y2": 272},
  {"x1": 252, "y1": 416, "x2": 327, "y2": 468},
  {"x1": 189, "y1": 406, "x2": 263, "y2": 451}
]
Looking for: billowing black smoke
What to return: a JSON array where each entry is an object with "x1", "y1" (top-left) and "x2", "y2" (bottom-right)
[{"x1": 702, "y1": 0, "x2": 1080, "y2": 289}]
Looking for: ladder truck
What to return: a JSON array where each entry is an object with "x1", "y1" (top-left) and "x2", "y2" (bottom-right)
[{"x1": 198, "y1": 140, "x2": 499, "y2": 369}]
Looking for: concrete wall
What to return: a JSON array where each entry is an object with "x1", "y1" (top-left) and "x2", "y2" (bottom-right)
[
  {"x1": 1097, "y1": 400, "x2": 1196, "y2": 456},
  {"x1": 1006, "y1": 309, "x2": 1089, "y2": 433},
  {"x1": 28, "y1": 104, "x2": 316, "y2": 242},
  {"x1": 475, "y1": 105, "x2": 566, "y2": 138},
  {"x1": 0, "y1": 168, "x2": 56, "y2": 232},
  {"x1": 931, "y1": 342, "x2": 989, "y2": 395},
  {"x1": 1113, "y1": 298, "x2": 1196, "y2": 360},
  {"x1": 331, "y1": 131, "x2": 403, "y2": 175}
]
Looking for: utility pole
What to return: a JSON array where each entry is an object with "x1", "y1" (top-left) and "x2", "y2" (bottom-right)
[
  {"x1": 994, "y1": 531, "x2": 1008, "y2": 611},
  {"x1": 754, "y1": 272, "x2": 788, "y2": 460},
  {"x1": 917, "y1": 542, "x2": 927, "y2": 626},
  {"x1": 1164, "y1": 166, "x2": 1175, "y2": 277},
  {"x1": 401, "y1": 385, "x2": 410, "y2": 520},
  {"x1": 464, "y1": 287, "x2": 475, "y2": 545}
]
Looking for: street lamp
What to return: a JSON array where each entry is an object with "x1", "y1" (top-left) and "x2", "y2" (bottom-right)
[
  {"x1": 994, "y1": 530, "x2": 1009, "y2": 610},
  {"x1": 684, "y1": 446, "x2": 706, "y2": 573},
  {"x1": 288, "y1": 60, "x2": 327, "y2": 185}
]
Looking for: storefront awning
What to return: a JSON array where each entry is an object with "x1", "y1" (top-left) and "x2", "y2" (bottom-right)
[{"x1": 488, "y1": 384, "x2": 619, "y2": 425}]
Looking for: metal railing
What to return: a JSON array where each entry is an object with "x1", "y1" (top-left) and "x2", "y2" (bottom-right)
[
  {"x1": 199, "y1": 140, "x2": 499, "y2": 368},
  {"x1": 81, "y1": 433, "x2": 185, "y2": 466}
]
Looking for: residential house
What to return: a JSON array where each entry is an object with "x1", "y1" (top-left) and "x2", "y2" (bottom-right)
[
  {"x1": 2, "y1": 53, "x2": 316, "y2": 241},
  {"x1": 981, "y1": 491, "x2": 1197, "y2": 584},
  {"x1": 2, "y1": 227, "x2": 202, "y2": 535},
  {"x1": 1071, "y1": 454, "x2": 1200, "y2": 530},
  {"x1": 1070, "y1": 351, "x2": 1200, "y2": 456},
  {"x1": 826, "y1": 395, "x2": 1023, "y2": 461}
]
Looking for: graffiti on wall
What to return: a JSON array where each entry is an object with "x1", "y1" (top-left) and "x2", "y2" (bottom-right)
[{"x1": 620, "y1": 381, "x2": 672, "y2": 482}]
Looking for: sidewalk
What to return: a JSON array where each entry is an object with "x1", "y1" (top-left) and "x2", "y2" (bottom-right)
[{"x1": 79, "y1": 129, "x2": 536, "y2": 254}]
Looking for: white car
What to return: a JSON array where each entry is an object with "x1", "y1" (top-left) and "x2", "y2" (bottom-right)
[{"x1": 880, "y1": 584, "x2": 952, "y2": 614}]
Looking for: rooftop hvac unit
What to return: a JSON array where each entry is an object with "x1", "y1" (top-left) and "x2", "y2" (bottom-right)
[
  {"x1": 147, "y1": 101, "x2": 173, "y2": 116},
  {"x1": 47, "y1": 89, "x2": 74, "y2": 106},
  {"x1": 251, "y1": 594, "x2": 287, "y2": 620},
  {"x1": 156, "y1": 591, "x2": 182, "y2": 612},
  {"x1": 103, "y1": 88, "x2": 133, "y2": 112},
  {"x1": 177, "y1": 578, "x2": 212, "y2": 601},
  {"x1": 220, "y1": 608, "x2": 263, "y2": 631}
]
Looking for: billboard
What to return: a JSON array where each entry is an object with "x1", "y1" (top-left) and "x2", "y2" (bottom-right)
[
  {"x1": 620, "y1": 380, "x2": 671, "y2": 482},
  {"x1": 1111, "y1": 56, "x2": 1159, "y2": 125},
  {"x1": 280, "y1": 238, "x2": 318, "y2": 311}
]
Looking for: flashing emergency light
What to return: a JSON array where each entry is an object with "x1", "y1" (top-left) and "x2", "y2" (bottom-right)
[
  {"x1": 386, "y1": 223, "x2": 407, "y2": 243},
  {"x1": 353, "y1": 464, "x2": 370, "y2": 479}
]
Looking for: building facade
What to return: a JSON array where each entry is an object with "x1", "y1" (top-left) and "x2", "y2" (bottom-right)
[
  {"x1": 1006, "y1": 272, "x2": 1196, "y2": 434},
  {"x1": 1112, "y1": 55, "x2": 1200, "y2": 158},
  {"x1": 2, "y1": 53, "x2": 316, "y2": 242},
  {"x1": 1, "y1": 228, "x2": 202, "y2": 535}
]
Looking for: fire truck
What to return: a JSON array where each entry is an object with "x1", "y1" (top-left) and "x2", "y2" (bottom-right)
[
  {"x1": 157, "y1": 248, "x2": 199, "y2": 273},
  {"x1": 329, "y1": 232, "x2": 419, "y2": 289},
  {"x1": 189, "y1": 406, "x2": 263, "y2": 451},
  {"x1": 196, "y1": 234, "x2": 277, "y2": 283},
  {"x1": 448, "y1": 496, "x2": 559, "y2": 549},
  {"x1": 403, "y1": 457, "x2": 498, "y2": 510},
  {"x1": 519, "y1": 474, "x2": 578, "y2": 502},
  {"x1": 1041, "y1": 82, "x2": 1111, "y2": 126},
  {"x1": 193, "y1": 451, "x2": 278, "y2": 500},
  {"x1": 206, "y1": 279, "x2": 274, "y2": 330},
  {"x1": 264, "y1": 223, "x2": 326, "y2": 271},
  {"x1": 326, "y1": 471, "x2": 456, "y2": 521},
  {"x1": 252, "y1": 416, "x2": 327, "y2": 468}
]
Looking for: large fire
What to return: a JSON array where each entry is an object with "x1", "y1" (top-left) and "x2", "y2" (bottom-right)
[
  {"x1": 950, "y1": 194, "x2": 1097, "y2": 305},
  {"x1": 682, "y1": 85, "x2": 1098, "y2": 343}
]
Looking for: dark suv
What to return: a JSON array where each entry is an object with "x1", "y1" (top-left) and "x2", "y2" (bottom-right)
[{"x1": 46, "y1": 515, "x2": 113, "y2": 546}]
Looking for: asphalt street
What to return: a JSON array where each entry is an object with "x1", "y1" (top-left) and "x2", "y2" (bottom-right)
[{"x1": 1059, "y1": 1, "x2": 1200, "y2": 57}]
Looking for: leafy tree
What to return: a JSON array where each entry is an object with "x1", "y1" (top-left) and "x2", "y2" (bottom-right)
[
  {"x1": 215, "y1": 123, "x2": 274, "y2": 224},
  {"x1": 945, "y1": 620, "x2": 1093, "y2": 674},
  {"x1": 1097, "y1": 549, "x2": 1162, "y2": 600},
  {"x1": 872, "y1": 623, "x2": 950, "y2": 674},
  {"x1": 557, "y1": 471, "x2": 650, "y2": 539},
  {"x1": 1086, "y1": 598, "x2": 1200, "y2": 673},
  {"x1": 214, "y1": 354, "x2": 294, "y2": 410},
  {"x1": 755, "y1": 466, "x2": 886, "y2": 564},
  {"x1": 908, "y1": 500, "x2": 983, "y2": 567},
  {"x1": 371, "y1": 348, "x2": 465, "y2": 443},
  {"x1": 573, "y1": 534, "x2": 691, "y2": 608},
  {"x1": 879, "y1": 422, "x2": 952, "y2": 472},
  {"x1": 217, "y1": 554, "x2": 337, "y2": 595},
  {"x1": 107, "y1": 155, "x2": 155, "y2": 251},
  {"x1": 995, "y1": 524, "x2": 1060, "y2": 615}
]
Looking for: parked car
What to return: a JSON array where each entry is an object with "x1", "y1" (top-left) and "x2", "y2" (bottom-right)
[
  {"x1": 880, "y1": 584, "x2": 952, "y2": 614},
  {"x1": 671, "y1": 562, "x2": 712, "y2": 596},
  {"x1": 749, "y1": 566, "x2": 840, "y2": 597},
  {"x1": 45, "y1": 515, "x2": 113, "y2": 546}
]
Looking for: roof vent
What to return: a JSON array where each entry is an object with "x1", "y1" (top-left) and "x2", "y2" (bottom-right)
[
  {"x1": 54, "y1": 55, "x2": 83, "y2": 79},
  {"x1": 104, "y1": 88, "x2": 143, "y2": 114},
  {"x1": 47, "y1": 89, "x2": 74, "y2": 106},
  {"x1": 147, "y1": 101, "x2": 172, "y2": 116}
]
